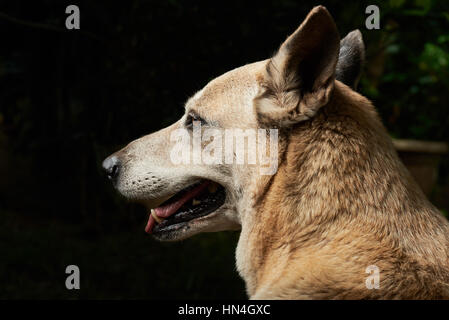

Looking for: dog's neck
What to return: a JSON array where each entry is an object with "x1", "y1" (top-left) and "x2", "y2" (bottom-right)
[{"x1": 236, "y1": 82, "x2": 437, "y2": 298}]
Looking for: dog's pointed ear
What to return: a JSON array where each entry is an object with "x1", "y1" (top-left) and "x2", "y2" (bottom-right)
[
  {"x1": 255, "y1": 6, "x2": 340, "y2": 127},
  {"x1": 336, "y1": 30, "x2": 365, "y2": 89}
]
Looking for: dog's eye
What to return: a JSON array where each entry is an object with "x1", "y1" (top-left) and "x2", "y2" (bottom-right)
[{"x1": 185, "y1": 112, "x2": 206, "y2": 129}]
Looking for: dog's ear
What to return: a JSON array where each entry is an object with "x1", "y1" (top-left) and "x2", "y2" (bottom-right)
[
  {"x1": 255, "y1": 6, "x2": 340, "y2": 127},
  {"x1": 336, "y1": 30, "x2": 365, "y2": 89}
]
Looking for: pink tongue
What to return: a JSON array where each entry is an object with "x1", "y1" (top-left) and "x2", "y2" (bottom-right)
[
  {"x1": 145, "y1": 215, "x2": 157, "y2": 234},
  {"x1": 145, "y1": 181, "x2": 211, "y2": 234}
]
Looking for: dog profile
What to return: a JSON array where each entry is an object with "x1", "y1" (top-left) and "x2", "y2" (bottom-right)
[{"x1": 103, "y1": 6, "x2": 449, "y2": 299}]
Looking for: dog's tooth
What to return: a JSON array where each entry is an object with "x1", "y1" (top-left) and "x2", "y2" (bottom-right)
[
  {"x1": 208, "y1": 183, "x2": 218, "y2": 193},
  {"x1": 150, "y1": 209, "x2": 163, "y2": 224},
  {"x1": 192, "y1": 198, "x2": 201, "y2": 206}
]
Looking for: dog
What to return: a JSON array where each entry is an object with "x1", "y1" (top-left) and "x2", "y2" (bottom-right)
[{"x1": 103, "y1": 6, "x2": 449, "y2": 299}]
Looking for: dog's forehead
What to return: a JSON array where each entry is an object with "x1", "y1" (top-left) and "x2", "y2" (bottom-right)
[{"x1": 186, "y1": 60, "x2": 266, "y2": 112}]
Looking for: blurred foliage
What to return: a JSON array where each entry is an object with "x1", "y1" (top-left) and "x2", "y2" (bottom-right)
[
  {"x1": 0, "y1": 0, "x2": 448, "y2": 299},
  {"x1": 358, "y1": 0, "x2": 449, "y2": 142}
]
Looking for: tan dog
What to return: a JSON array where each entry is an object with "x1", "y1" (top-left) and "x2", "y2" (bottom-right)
[{"x1": 103, "y1": 6, "x2": 449, "y2": 299}]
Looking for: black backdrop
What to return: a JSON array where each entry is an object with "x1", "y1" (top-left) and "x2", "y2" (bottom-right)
[{"x1": 0, "y1": 0, "x2": 448, "y2": 299}]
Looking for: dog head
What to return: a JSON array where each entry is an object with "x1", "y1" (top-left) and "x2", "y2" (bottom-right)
[{"x1": 103, "y1": 6, "x2": 364, "y2": 241}]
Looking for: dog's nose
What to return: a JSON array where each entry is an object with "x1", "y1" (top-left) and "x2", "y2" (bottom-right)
[{"x1": 102, "y1": 155, "x2": 121, "y2": 181}]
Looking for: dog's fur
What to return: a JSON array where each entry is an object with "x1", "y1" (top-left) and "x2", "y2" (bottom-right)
[
  {"x1": 105, "y1": 6, "x2": 449, "y2": 299},
  {"x1": 336, "y1": 30, "x2": 365, "y2": 90}
]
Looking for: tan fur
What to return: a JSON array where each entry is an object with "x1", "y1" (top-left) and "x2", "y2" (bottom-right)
[
  {"x1": 105, "y1": 6, "x2": 449, "y2": 299},
  {"x1": 239, "y1": 81, "x2": 449, "y2": 299}
]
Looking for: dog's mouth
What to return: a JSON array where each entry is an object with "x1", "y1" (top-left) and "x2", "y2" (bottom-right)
[{"x1": 144, "y1": 180, "x2": 226, "y2": 234}]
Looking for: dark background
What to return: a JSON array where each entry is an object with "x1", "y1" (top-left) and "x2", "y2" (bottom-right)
[{"x1": 0, "y1": 0, "x2": 448, "y2": 299}]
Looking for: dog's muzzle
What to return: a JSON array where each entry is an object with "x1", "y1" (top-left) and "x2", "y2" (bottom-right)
[{"x1": 102, "y1": 155, "x2": 121, "y2": 182}]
